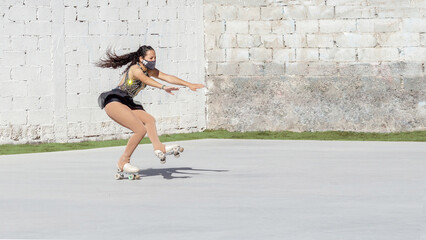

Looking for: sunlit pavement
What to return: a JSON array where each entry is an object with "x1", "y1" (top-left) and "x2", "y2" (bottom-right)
[{"x1": 0, "y1": 139, "x2": 424, "y2": 239}]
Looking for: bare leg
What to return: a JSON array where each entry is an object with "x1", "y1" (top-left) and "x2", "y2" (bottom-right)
[
  {"x1": 104, "y1": 102, "x2": 147, "y2": 170},
  {"x1": 132, "y1": 110, "x2": 166, "y2": 153}
]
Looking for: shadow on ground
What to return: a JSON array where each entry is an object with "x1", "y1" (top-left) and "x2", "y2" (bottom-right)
[{"x1": 138, "y1": 167, "x2": 228, "y2": 180}]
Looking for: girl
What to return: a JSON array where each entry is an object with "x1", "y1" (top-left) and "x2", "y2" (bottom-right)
[{"x1": 96, "y1": 45, "x2": 204, "y2": 175}]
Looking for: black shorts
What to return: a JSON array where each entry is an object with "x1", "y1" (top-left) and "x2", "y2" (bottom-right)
[{"x1": 98, "y1": 88, "x2": 145, "y2": 111}]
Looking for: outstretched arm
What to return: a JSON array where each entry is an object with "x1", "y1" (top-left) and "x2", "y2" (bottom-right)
[
  {"x1": 135, "y1": 68, "x2": 179, "y2": 95},
  {"x1": 149, "y1": 69, "x2": 205, "y2": 91}
]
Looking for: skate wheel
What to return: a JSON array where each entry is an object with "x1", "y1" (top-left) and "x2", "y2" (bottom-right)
[
  {"x1": 160, "y1": 159, "x2": 166, "y2": 164},
  {"x1": 128, "y1": 174, "x2": 135, "y2": 180},
  {"x1": 174, "y1": 152, "x2": 180, "y2": 158},
  {"x1": 114, "y1": 173, "x2": 122, "y2": 180},
  {"x1": 179, "y1": 147, "x2": 184, "y2": 152}
]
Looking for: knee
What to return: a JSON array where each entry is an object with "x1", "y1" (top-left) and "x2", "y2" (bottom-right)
[
  {"x1": 134, "y1": 124, "x2": 147, "y2": 135},
  {"x1": 146, "y1": 115, "x2": 156, "y2": 125}
]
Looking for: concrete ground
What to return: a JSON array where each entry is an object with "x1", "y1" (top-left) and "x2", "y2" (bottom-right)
[{"x1": 0, "y1": 139, "x2": 424, "y2": 240}]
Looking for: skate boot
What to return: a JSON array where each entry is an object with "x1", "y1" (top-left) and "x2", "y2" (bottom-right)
[
  {"x1": 115, "y1": 163, "x2": 141, "y2": 180},
  {"x1": 154, "y1": 144, "x2": 185, "y2": 164}
]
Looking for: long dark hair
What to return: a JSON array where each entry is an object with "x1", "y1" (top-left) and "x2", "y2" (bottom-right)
[{"x1": 95, "y1": 45, "x2": 154, "y2": 74}]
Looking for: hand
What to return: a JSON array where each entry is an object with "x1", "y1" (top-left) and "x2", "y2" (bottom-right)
[
  {"x1": 189, "y1": 83, "x2": 205, "y2": 91},
  {"x1": 164, "y1": 86, "x2": 179, "y2": 95}
]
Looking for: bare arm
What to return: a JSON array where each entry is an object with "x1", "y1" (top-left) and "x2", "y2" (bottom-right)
[
  {"x1": 149, "y1": 69, "x2": 205, "y2": 91},
  {"x1": 134, "y1": 68, "x2": 179, "y2": 95}
]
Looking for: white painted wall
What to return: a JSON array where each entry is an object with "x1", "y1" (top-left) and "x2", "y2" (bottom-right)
[{"x1": 0, "y1": 0, "x2": 206, "y2": 144}]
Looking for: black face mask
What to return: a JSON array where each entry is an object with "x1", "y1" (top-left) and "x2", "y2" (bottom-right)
[{"x1": 142, "y1": 59, "x2": 156, "y2": 70}]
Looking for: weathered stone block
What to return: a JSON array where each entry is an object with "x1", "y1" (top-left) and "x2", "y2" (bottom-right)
[
  {"x1": 0, "y1": 97, "x2": 12, "y2": 112},
  {"x1": 28, "y1": 110, "x2": 53, "y2": 125},
  {"x1": 307, "y1": 6, "x2": 334, "y2": 19},
  {"x1": 3, "y1": 22, "x2": 25, "y2": 36},
  {"x1": 296, "y1": 20, "x2": 318, "y2": 33},
  {"x1": 99, "y1": 7, "x2": 120, "y2": 21},
  {"x1": 273, "y1": 49, "x2": 296, "y2": 63},
  {"x1": 319, "y1": 48, "x2": 356, "y2": 61},
  {"x1": 67, "y1": 94, "x2": 79, "y2": 109},
  {"x1": 9, "y1": 6, "x2": 37, "y2": 21},
  {"x1": 77, "y1": 7, "x2": 100, "y2": 21},
  {"x1": 67, "y1": 108, "x2": 91, "y2": 123},
  {"x1": 219, "y1": 34, "x2": 237, "y2": 48},
  {"x1": 296, "y1": 48, "x2": 318, "y2": 61},
  {"x1": 421, "y1": 33, "x2": 426, "y2": 47},
  {"x1": 37, "y1": 6, "x2": 52, "y2": 21},
  {"x1": 319, "y1": 20, "x2": 356, "y2": 33},
  {"x1": 3, "y1": 51, "x2": 26, "y2": 67},
  {"x1": 261, "y1": 35, "x2": 284, "y2": 48},
  {"x1": 335, "y1": 33, "x2": 377, "y2": 47},
  {"x1": 376, "y1": 33, "x2": 420, "y2": 47},
  {"x1": 226, "y1": 48, "x2": 249, "y2": 61},
  {"x1": 264, "y1": 62, "x2": 285, "y2": 75},
  {"x1": 65, "y1": 22, "x2": 89, "y2": 35},
  {"x1": 238, "y1": 7, "x2": 260, "y2": 21},
  {"x1": 379, "y1": 62, "x2": 424, "y2": 77},
  {"x1": 226, "y1": 21, "x2": 249, "y2": 34},
  {"x1": 26, "y1": 51, "x2": 51, "y2": 66},
  {"x1": 367, "y1": 0, "x2": 411, "y2": 6},
  {"x1": 335, "y1": 6, "x2": 375, "y2": 19},
  {"x1": 286, "y1": 62, "x2": 308, "y2": 75},
  {"x1": 204, "y1": 4, "x2": 216, "y2": 21},
  {"x1": 401, "y1": 18, "x2": 426, "y2": 32},
  {"x1": 158, "y1": 6, "x2": 178, "y2": 20},
  {"x1": 401, "y1": 47, "x2": 426, "y2": 61},
  {"x1": 139, "y1": 7, "x2": 158, "y2": 20},
  {"x1": 216, "y1": 5, "x2": 238, "y2": 20},
  {"x1": 307, "y1": 34, "x2": 334, "y2": 47},
  {"x1": 11, "y1": 66, "x2": 39, "y2": 81},
  {"x1": 271, "y1": 20, "x2": 295, "y2": 34},
  {"x1": 127, "y1": 21, "x2": 148, "y2": 35},
  {"x1": 260, "y1": 6, "x2": 284, "y2": 20},
  {"x1": 284, "y1": 34, "x2": 307, "y2": 47},
  {"x1": 404, "y1": 77, "x2": 425, "y2": 91},
  {"x1": 358, "y1": 48, "x2": 399, "y2": 62},
  {"x1": 239, "y1": 62, "x2": 264, "y2": 76},
  {"x1": 206, "y1": 61, "x2": 217, "y2": 75},
  {"x1": 236, "y1": 34, "x2": 261, "y2": 48},
  {"x1": 204, "y1": 21, "x2": 225, "y2": 35},
  {"x1": 283, "y1": 5, "x2": 307, "y2": 19},
  {"x1": 357, "y1": 19, "x2": 400, "y2": 33},
  {"x1": 339, "y1": 63, "x2": 380, "y2": 77},
  {"x1": 250, "y1": 48, "x2": 272, "y2": 62},
  {"x1": 205, "y1": 34, "x2": 217, "y2": 49},
  {"x1": 217, "y1": 62, "x2": 239, "y2": 75},
  {"x1": 119, "y1": 7, "x2": 140, "y2": 21},
  {"x1": 308, "y1": 62, "x2": 338, "y2": 76},
  {"x1": 107, "y1": 21, "x2": 128, "y2": 35},
  {"x1": 0, "y1": 111, "x2": 27, "y2": 125},
  {"x1": 65, "y1": 50, "x2": 89, "y2": 65},
  {"x1": 326, "y1": 0, "x2": 367, "y2": 5},
  {"x1": 11, "y1": 36, "x2": 38, "y2": 51},
  {"x1": 64, "y1": 0, "x2": 90, "y2": 7},
  {"x1": 249, "y1": 21, "x2": 272, "y2": 34},
  {"x1": 377, "y1": 7, "x2": 423, "y2": 18}
]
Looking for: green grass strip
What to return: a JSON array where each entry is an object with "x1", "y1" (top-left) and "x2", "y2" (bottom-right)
[{"x1": 0, "y1": 129, "x2": 424, "y2": 155}]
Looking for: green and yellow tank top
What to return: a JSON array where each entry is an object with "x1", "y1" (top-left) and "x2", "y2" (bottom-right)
[{"x1": 117, "y1": 63, "x2": 148, "y2": 98}]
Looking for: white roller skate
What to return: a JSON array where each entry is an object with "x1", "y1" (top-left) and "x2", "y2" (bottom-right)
[
  {"x1": 154, "y1": 144, "x2": 185, "y2": 164},
  {"x1": 114, "y1": 163, "x2": 141, "y2": 180}
]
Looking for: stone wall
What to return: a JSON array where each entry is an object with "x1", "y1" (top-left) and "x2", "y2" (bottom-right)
[
  {"x1": 204, "y1": 0, "x2": 426, "y2": 132},
  {"x1": 0, "y1": 0, "x2": 206, "y2": 144},
  {"x1": 1, "y1": 0, "x2": 425, "y2": 145}
]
